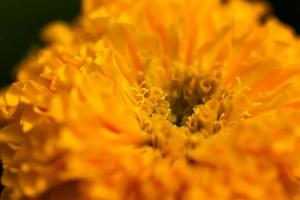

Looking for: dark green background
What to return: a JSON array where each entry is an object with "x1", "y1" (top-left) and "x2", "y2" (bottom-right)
[
  {"x1": 0, "y1": 0, "x2": 299, "y2": 195},
  {"x1": 0, "y1": 0, "x2": 80, "y2": 87}
]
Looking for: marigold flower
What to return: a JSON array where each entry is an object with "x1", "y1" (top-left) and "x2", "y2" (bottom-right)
[{"x1": 1, "y1": 0, "x2": 300, "y2": 199}]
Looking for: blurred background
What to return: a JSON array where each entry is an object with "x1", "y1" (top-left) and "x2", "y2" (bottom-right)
[
  {"x1": 0, "y1": 0, "x2": 299, "y2": 194},
  {"x1": 0, "y1": 0, "x2": 81, "y2": 87}
]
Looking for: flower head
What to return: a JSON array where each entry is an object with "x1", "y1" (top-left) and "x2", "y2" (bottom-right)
[{"x1": 1, "y1": 0, "x2": 300, "y2": 199}]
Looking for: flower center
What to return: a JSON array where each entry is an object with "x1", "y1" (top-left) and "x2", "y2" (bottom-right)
[
  {"x1": 133, "y1": 71, "x2": 234, "y2": 159},
  {"x1": 168, "y1": 73, "x2": 220, "y2": 126},
  {"x1": 134, "y1": 70, "x2": 232, "y2": 137}
]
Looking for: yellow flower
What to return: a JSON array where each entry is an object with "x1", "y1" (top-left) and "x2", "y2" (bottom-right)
[{"x1": 1, "y1": 0, "x2": 300, "y2": 199}]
